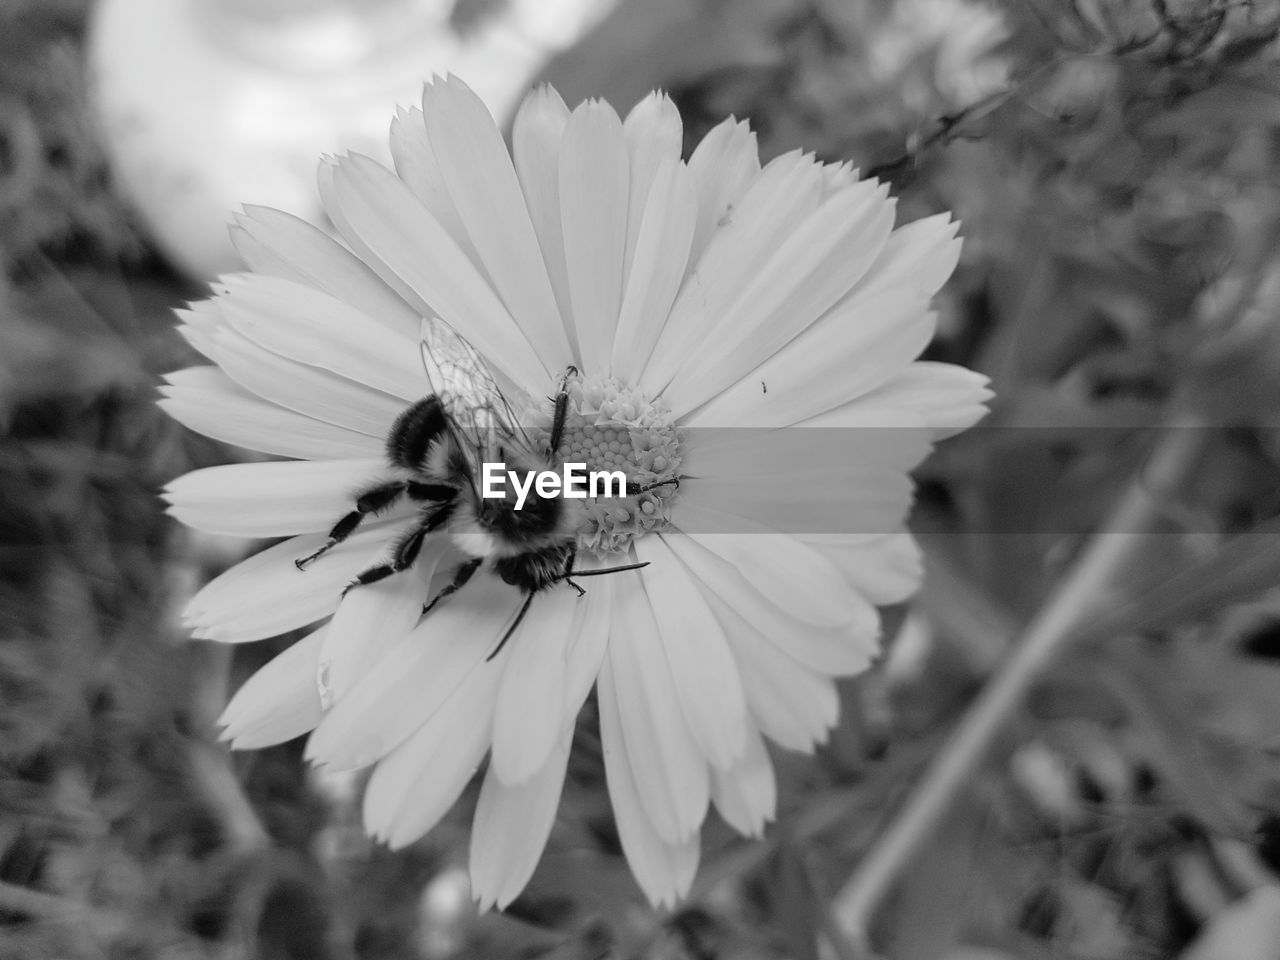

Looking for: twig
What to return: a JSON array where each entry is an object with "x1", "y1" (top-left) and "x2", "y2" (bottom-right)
[{"x1": 829, "y1": 413, "x2": 1210, "y2": 955}]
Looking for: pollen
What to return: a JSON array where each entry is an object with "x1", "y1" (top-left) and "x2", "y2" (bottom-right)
[{"x1": 532, "y1": 373, "x2": 682, "y2": 554}]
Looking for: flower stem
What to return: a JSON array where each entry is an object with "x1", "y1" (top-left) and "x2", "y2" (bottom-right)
[{"x1": 830, "y1": 414, "x2": 1210, "y2": 954}]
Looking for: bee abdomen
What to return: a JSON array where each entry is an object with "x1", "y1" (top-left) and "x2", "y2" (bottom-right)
[{"x1": 386, "y1": 396, "x2": 449, "y2": 471}]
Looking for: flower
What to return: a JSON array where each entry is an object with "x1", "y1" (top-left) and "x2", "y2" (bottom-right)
[{"x1": 161, "y1": 75, "x2": 991, "y2": 908}]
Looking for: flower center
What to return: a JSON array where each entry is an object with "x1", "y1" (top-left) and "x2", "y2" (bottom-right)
[{"x1": 531, "y1": 373, "x2": 681, "y2": 555}]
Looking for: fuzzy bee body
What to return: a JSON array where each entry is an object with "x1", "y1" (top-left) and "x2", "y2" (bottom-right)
[{"x1": 296, "y1": 317, "x2": 645, "y2": 658}]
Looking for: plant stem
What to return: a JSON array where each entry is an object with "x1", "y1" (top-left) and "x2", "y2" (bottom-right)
[{"x1": 830, "y1": 414, "x2": 1210, "y2": 954}]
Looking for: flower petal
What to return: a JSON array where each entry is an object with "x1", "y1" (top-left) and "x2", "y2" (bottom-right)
[
  {"x1": 421, "y1": 77, "x2": 572, "y2": 373},
  {"x1": 490, "y1": 585, "x2": 578, "y2": 785},
  {"x1": 217, "y1": 627, "x2": 325, "y2": 748},
  {"x1": 323, "y1": 154, "x2": 547, "y2": 393},
  {"x1": 388, "y1": 104, "x2": 477, "y2": 261},
  {"x1": 662, "y1": 532, "x2": 879, "y2": 676},
  {"x1": 710, "y1": 725, "x2": 776, "y2": 837},
  {"x1": 512, "y1": 85, "x2": 575, "y2": 343},
  {"x1": 634, "y1": 537, "x2": 748, "y2": 769},
  {"x1": 797, "y1": 532, "x2": 924, "y2": 606},
  {"x1": 665, "y1": 508, "x2": 864, "y2": 629},
  {"x1": 305, "y1": 573, "x2": 523, "y2": 770},
  {"x1": 610, "y1": 157, "x2": 697, "y2": 382},
  {"x1": 230, "y1": 205, "x2": 421, "y2": 339},
  {"x1": 184, "y1": 521, "x2": 411, "y2": 643},
  {"x1": 684, "y1": 292, "x2": 935, "y2": 427},
  {"x1": 560, "y1": 99, "x2": 629, "y2": 374},
  {"x1": 803, "y1": 362, "x2": 993, "y2": 439},
  {"x1": 213, "y1": 273, "x2": 427, "y2": 402},
  {"x1": 607, "y1": 576, "x2": 710, "y2": 843},
  {"x1": 598, "y1": 656, "x2": 700, "y2": 907},
  {"x1": 160, "y1": 367, "x2": 384, "y2": 460},
  {"x1": 470, "y1": 725, "x2": 573, "y2": 911},
  {"x1": 206, "y1": 325, "x2": 402, "y2": 437},
  {"x1": 317, "y1": 538, "x2": 449, "y2": 707},
  {"x1": 163, "y1": 458, "x2": 389, "y2": 538},
  {"x1": 361, "y1": 656, "x2": 503, "y2": 847},
  {"x1": 621, "y1": 92, "x2": 683, "y2": 285},
  {"x1": 707, "y1": 592, "x2": 840, "y2": 752},
  {"x1": 639, "y1": 152, "x2": 822, "y2": 395},
  {"x1": 562, "y1": 552, "x2": 617, "y2": 725},
  {"x1": 664, "y1": 180, "x2": 896, "y2": 416},
  {"x1": 685, "y1": 117, "x2": 760, "y2": 269}
]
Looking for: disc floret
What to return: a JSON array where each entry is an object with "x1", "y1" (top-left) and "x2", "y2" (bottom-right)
[{"x1": 533, "y1": 374, "x2": 682, "y2": 554}]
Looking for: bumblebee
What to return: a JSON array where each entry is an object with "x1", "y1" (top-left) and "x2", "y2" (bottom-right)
[{"x1": 296, "y1": 317, "x2": 649, "y2": 658}]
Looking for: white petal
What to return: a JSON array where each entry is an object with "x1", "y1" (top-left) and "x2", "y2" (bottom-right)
[
  {"x1": 685, "y1": 117, "x2": 760, "y2": 269},
  {"x1": 621, "y1": 92, "x2": 683, "y2": 286},
  {"x1": 206, "y1": 326, "x2": 403, "y2": 437},
  {"x1": 606, "y1": 577, "x2": 710, "y2": 842},
  {"x1": 561, "y1": 552, "x2": 618, "y2": 725},
  {"x1": 677, "y1": 464, "x2": 918, "y2": 537},
  {"x1": 610, "y1": 158, "x2": 697, "y2": 382},
  {"x1": 470, "y1": 725, "x2": 572, "y2": 911},
  {"x1": 852, "y1": 213, "x2": 961, "y2": 301},
  {"x1": 662, "y1": 532, "x2": 878, "y2": 676},
  {"x1": 323, "y1": 154, "x2": 547, "y2": 393},
  {"x1": 317, "y1": 538, "x2": 448, "y2": 707},
  {"x1": 490, "y1": 586, "x2": 578, "y2": 784},
  {"x1": 174, "y1": 300, "x2": 220, "y2": 358},
  {"x1": 634, "y1": 537, "x2": 748, "y2": 768},
  {"x1": 710, "y1": 726, "x2": 776, "y2": 836},
  {"x1": 681, "y1": 294, "x2": 933, "y2": 429},
  {"x1": 218, "y1": 627, "x2": 325, "y2": 748},
  {"x1": 160, "y1": 367, "x2": 384, "y2": 460},
  {"x1": 230, "y1": 205, "x2": 421, "y2": 339},
  {"x1": 664, "y1": 509, "x2": 863, "y2": 629},
  {"x1": 560, "y1": 99, "x2": 629, "y2": 374},
  {"x1": 421, "y1": 77, "x2": 572, "y2": 373},
  {"x1": 598, "y1": 656, "x2": 700, "y2": 907},
  {"x1": 708, "y1": 592, "x2": 839, "y2": 752},
  {"x1": 512, "y1": 85, "x2": 575, "y2": 344},
  {"x1": 163, "y1": 458, "x2": 389, "y2": 538},
  {"x1": 388, "y1": 104, "x2": 478, "y2": 262},
  {"x1": 664, "y1": 181, "x2": 896, "y2": 417},
  {"x1": 213, "y1": 273, "x2": 427, "y2": 401},
  {"x1": 639, "y1": 152, "x2": 822, "y2": 395},
  {"x1": 804, "y1": 362, "x2": 992, "y2": 438},
  {"x1": 798, "y1": 532, "x2": 923, "y2": 606},
  {"x1": 184, "y1": 521, "x2": 411, "y2": 643},
  {"x1": 361, "y1": 656, "x2": 502, "y2": 847},
  {"x1": 306, "y1": 573, "x2": 522, "y2": 769}
]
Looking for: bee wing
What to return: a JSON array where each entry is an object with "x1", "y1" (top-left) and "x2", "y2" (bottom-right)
[{"x1": 418, "y1": 316, "x2": 532, "y2": 488}]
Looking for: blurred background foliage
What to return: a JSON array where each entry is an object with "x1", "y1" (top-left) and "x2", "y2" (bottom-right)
[{"x1": 5, "y1": 0, "x2": 1280, "y2": 957}]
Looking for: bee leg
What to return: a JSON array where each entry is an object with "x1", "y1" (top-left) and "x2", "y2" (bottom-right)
[
  {"x1": 547, "y1": 365, "x2": 579, "y2": 454},
  {"x1": 486, "y1": 591, "x2": 534, "y2": 661},
  {"x1": 295, "y1": 480, "x2": 408, "y2": 570},
  {"x1": 341, "y1": 523, "x2": 429, "y2": 595},
  {"x1": 419, "y1": 557, "x2": 483, "y2": 619}
]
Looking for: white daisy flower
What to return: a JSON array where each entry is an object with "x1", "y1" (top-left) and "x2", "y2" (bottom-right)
[{"x1": 161, "y1": 76, "x2": 991, "y2": 909}]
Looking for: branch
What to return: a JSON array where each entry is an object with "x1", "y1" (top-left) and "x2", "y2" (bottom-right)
[{"x1": 829, "y1": 412, "x2": 1211, "y2": 955}]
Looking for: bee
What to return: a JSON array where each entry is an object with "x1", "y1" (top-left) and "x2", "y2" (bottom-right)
[{"x1": 295, "y1": 316, "x2": 651, "y2": 659}]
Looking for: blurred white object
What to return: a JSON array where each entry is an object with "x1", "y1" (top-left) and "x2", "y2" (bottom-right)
[{"x1": 89, "y1": 0, "x2": 613, "y2": 279}]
